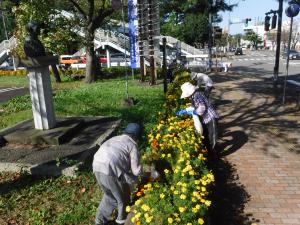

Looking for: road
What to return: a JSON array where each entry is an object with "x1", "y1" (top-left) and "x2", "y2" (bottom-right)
[
  {"x1": 229, "y1": 50, "x2": 300, "y2": 81},
  {"x1": 0, "y1": 87, "x2": 29, "y2": 103}
]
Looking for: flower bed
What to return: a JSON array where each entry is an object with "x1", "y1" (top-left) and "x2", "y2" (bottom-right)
[{"x1": 127, "y1": 70, "x2": 215, "y2": 225}]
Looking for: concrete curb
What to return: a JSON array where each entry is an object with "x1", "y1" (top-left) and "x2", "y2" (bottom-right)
[{"x1": 0, "y1": 117, "x2": 122, "y2": 177}]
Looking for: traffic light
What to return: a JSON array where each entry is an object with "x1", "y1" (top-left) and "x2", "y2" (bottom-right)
[
  {"x1": 245, "y1": 18, "x2": 252, "y2": 27},
  {"x1": 264, "y1": 15, "x2": 271, "y2": 31},
  {"x1": 271, "y1": 14, "x2": 277, "y2": 29},
  {"x1": 214, "y1": 26, "x2": 222, "y2": 39}
]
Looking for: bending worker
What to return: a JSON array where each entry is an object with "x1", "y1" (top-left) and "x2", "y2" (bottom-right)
[
  {"x1": 190, "y1": 72, "x2": 213, "y2": 98},
  {"x1": 93, "y1": 123, "x2": 143, "y2": 225},
  {"x1": 180, "y1": 82, "x2": 219, "y2": 156}
]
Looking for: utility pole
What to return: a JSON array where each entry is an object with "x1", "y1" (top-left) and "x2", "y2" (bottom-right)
[
  {"x1": 162, "y1": 37, "x2": 167, "y2": 93},
  {"x1": 208, "y1": 12, "x2": 213, "y2": 72},
  {"x1": 137, "y1": 0, "x2": 146, "y2": 82},
  {"x1": 148, "y1": 0, "x2": 156, "y2": 85},
  {"x1": 273, "y1": 0, "x2": 283, "y2": 86}
]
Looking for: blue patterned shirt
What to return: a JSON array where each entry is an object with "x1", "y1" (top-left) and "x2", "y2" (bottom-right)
[{"x1": 191, "y1": 91, "x2": 219, "y2": 124}]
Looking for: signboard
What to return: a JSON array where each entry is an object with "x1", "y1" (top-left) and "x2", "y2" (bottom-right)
[{"x1": 128, "y1": 0, "x2": 140, "y2": 68}]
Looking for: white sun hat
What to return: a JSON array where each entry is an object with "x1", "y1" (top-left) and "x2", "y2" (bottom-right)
[{"x1": 180, "y1": 82, "x2": 198, "y2": 99}]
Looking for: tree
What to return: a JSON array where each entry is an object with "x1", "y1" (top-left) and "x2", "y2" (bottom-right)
[
  {"x1": 244, "y1": 31, "x2": 263, "y2": 49},
  {"x1": 159, "y1": 0, "x2": 234, "y2": 46},
  {"x1": 65, "y1": 0, "x2": 119, "y2": 83}
]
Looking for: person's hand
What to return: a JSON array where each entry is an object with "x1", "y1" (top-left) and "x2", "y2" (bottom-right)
[{"x1": 185, "y1": 107, "x2": 195, "y2": 115}]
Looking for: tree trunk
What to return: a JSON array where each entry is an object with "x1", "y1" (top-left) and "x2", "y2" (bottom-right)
[{"x1": 84, "y1": 29, "x2": 100, "y2": 83}]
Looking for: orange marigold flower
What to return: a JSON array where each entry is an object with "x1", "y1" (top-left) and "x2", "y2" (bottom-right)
[{"x1": 151, "y1": 139, "x2": 159, "y2": 149}]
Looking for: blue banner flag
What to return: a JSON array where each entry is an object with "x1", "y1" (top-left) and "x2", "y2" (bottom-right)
[{"x1": 128, "y1": 0, "x2": 140, "y2": 69}]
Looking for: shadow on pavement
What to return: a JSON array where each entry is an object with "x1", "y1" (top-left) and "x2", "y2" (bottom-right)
[
  {"x1": 217, "y1": 130, "x2": 248, "y2": 157},
  {"x1": 209, "y1": 158, "x2": 259, "y2": 225}
]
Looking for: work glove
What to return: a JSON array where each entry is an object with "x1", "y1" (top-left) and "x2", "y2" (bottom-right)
[{"x1": 176, "y1": 107, "x2": 195, "y2": 116}]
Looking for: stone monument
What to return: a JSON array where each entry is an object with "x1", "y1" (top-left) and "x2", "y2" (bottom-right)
[{"x1": 18, "y1": 21, "x2": 58, "y2": 130}]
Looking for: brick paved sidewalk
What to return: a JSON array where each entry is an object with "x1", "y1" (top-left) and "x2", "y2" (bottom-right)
[{"x1": 209, "y1": 72, "x2": 300, "y2": 225}]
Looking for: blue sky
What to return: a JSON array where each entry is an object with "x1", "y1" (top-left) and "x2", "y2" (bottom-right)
[{"x1": 219, "y1": 0, "x2": 290, "y2": 34}]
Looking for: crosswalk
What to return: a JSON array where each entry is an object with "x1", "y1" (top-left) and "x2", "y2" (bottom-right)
[
  {"x1": 234, "y1": 57, "x2": 275, "y2": 61},
  {"x1": 0, "y1": 87, "x2": 25, "y2": 93}
]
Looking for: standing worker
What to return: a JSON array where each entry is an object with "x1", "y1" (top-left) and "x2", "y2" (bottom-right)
[
  {"x1": 190, "y1": 72, "x2": 213, "y2": 98},
  {"x1": 93, "y1": 123, "x2": 143, "y2": 225},
  {"x1": 180, "y1": 82, "x2": 219, "y2": 157}
]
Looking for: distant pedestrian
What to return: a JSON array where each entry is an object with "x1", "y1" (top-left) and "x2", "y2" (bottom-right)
[
  {"x1": 180, "y1": 82, "x2": 219, "y2": 157},
  {"x1": 222, "y1": 62, "x2": 232, "y2": 72},
  {"x1": 190, "y1": 72, "x2": 213, "y2": 98},
  {"x1": 92, "y1": 123, "x2": 143, "y2": 225}
]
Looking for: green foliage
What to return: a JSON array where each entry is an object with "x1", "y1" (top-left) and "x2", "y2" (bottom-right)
[
  {"x1": 0, "y1": 75, "x2": 165, "y2": 224},
  {"x1": 244, "y1": 31, "x2": 263, "y2": 49},
  {"x1": 160, "y1": 0, "x2": 233, "y2": 46},
  {"x1": 13, "y1": 1, "x2": 82, "y2": 57}
]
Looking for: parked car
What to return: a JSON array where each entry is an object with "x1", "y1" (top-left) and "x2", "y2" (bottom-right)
[
  {"x1": 80, "y1": 55, "x2": 107, "y2": 64},
  {"x1": 59, "y1": 55, "x2": 81, "y2": 67},
  {"x1": 234, "y1": 48, "x2": 243, "y2": 55},
  {"x1": 282, "y1": 50, "x2": 300, "y2": 60}
]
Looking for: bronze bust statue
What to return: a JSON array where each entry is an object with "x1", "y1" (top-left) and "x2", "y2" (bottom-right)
[{"x1": 24, "y1": 21, "x2": 46, "y2": 57}]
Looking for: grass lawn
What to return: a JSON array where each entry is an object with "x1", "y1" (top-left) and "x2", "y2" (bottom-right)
[{"x1": 0, "y1": 75, "x2": 165, "y2": 224}]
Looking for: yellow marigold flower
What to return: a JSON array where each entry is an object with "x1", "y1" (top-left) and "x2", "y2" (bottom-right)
[
  {"x1": 198, "y1": 218, "x2": 204, "y2": 224},
  {"x1": 125, "y1": 206, "x2": 131, "y2": 213},
  {"x1": 167, "y1": 153, "x2": 171, "y2": 158},
  {"x1": 179, "y1": 207, "x2": 186, "y2": 213},
  {"x1": 174, "y1": 190, "x2": 179, "y2": 195},
  {"x1": 162, "y1": 154, "x2": 166, "y2": 158},
  {"x1": 187, "y1": 223, "x2": 192, "y2": 225},
  {"x1": 174, "y1": 168, "x2": 179, "y2": 173},
  {"x1": 189, "y1": 170, "x2": 195, "y2": 176},
  {"x1": 168, "y1": 217, "x2": 173, "y2": 224},
  {"x1": 195, "y1": 180, "x2": 200, "y2": 185},
  {"x1": 180, "y1": 194, "x2": 186, "y2": 200},
  {"x1": 170, "y1": 186, "x2": 175, "y2": 191},
  {"x1": 205, "y1": 200, "x2": 211, "y2": 206},
  {"x1": 160, "y1": 193, "x2": 165, "y2": 199},
  {"x1": 141, "y1": 204, "x2": 150, "y2": 212},
  {"x1": 175, "y1": 217, "x2": 181, "y2": 222},
  {"x1": 146, "y1": 216, "x2": 153, "y2": 223},
  {"x1": 164, "y1": 169, "x2": 169, "y2": 174},
  {"x1": 131, "y1": 217, "x2": 136, "y2": 223},
  {"x1": 182, "y1": 183, "x2": 187, "y2": 187},
  {"x1": 192, "y1": 197, "x2": 197, "y2": 202},
  {"x1": 201, "y1": 187, "x2": 206, "y2": 192},
  {"x1": 136, "y1": 221, "x2": 141, "y2": 225},
  {"x1": 135, "y1": 199, "x2": 141, "y2": 206},
  {"x1": 181, "y1": 187, "x2": 187, "y2": 193},
  {"x1": 192, "y1": 207, "x2": 198, "y2": 213}
]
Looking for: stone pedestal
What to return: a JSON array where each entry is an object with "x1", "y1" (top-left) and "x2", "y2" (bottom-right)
[
  {"x1": 16, "y1": 56, "x2": 58, "y2": 130},
  {"x1": 28, "y1": 66, "x2": 56, "y2": 129}
]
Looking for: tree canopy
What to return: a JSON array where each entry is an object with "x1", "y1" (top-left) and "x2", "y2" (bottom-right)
[{"x1": 159, "y1": 0, "x2": 234, "y2": 47}]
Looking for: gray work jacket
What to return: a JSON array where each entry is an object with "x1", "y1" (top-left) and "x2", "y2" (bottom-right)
[{"x1": 92, "y1": 134, "x2": 142, "y2": 183}]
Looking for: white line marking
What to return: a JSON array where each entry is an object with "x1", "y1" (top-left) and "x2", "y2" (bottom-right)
[{"x1": 0, "y1": 87, "x2": 24, "y2": 93}]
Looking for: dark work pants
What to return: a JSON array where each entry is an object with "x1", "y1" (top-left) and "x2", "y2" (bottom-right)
[{"x1": 203, "y1": 118, "x2": 218, "y2": 154}]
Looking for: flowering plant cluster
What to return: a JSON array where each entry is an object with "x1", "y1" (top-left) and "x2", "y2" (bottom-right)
[
  {"x1": 0, "y1": 69, "x2": 27, "y2": 76},
  {"x1": 127, "y1": 71, "x2": 215, "y2": 225}
]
